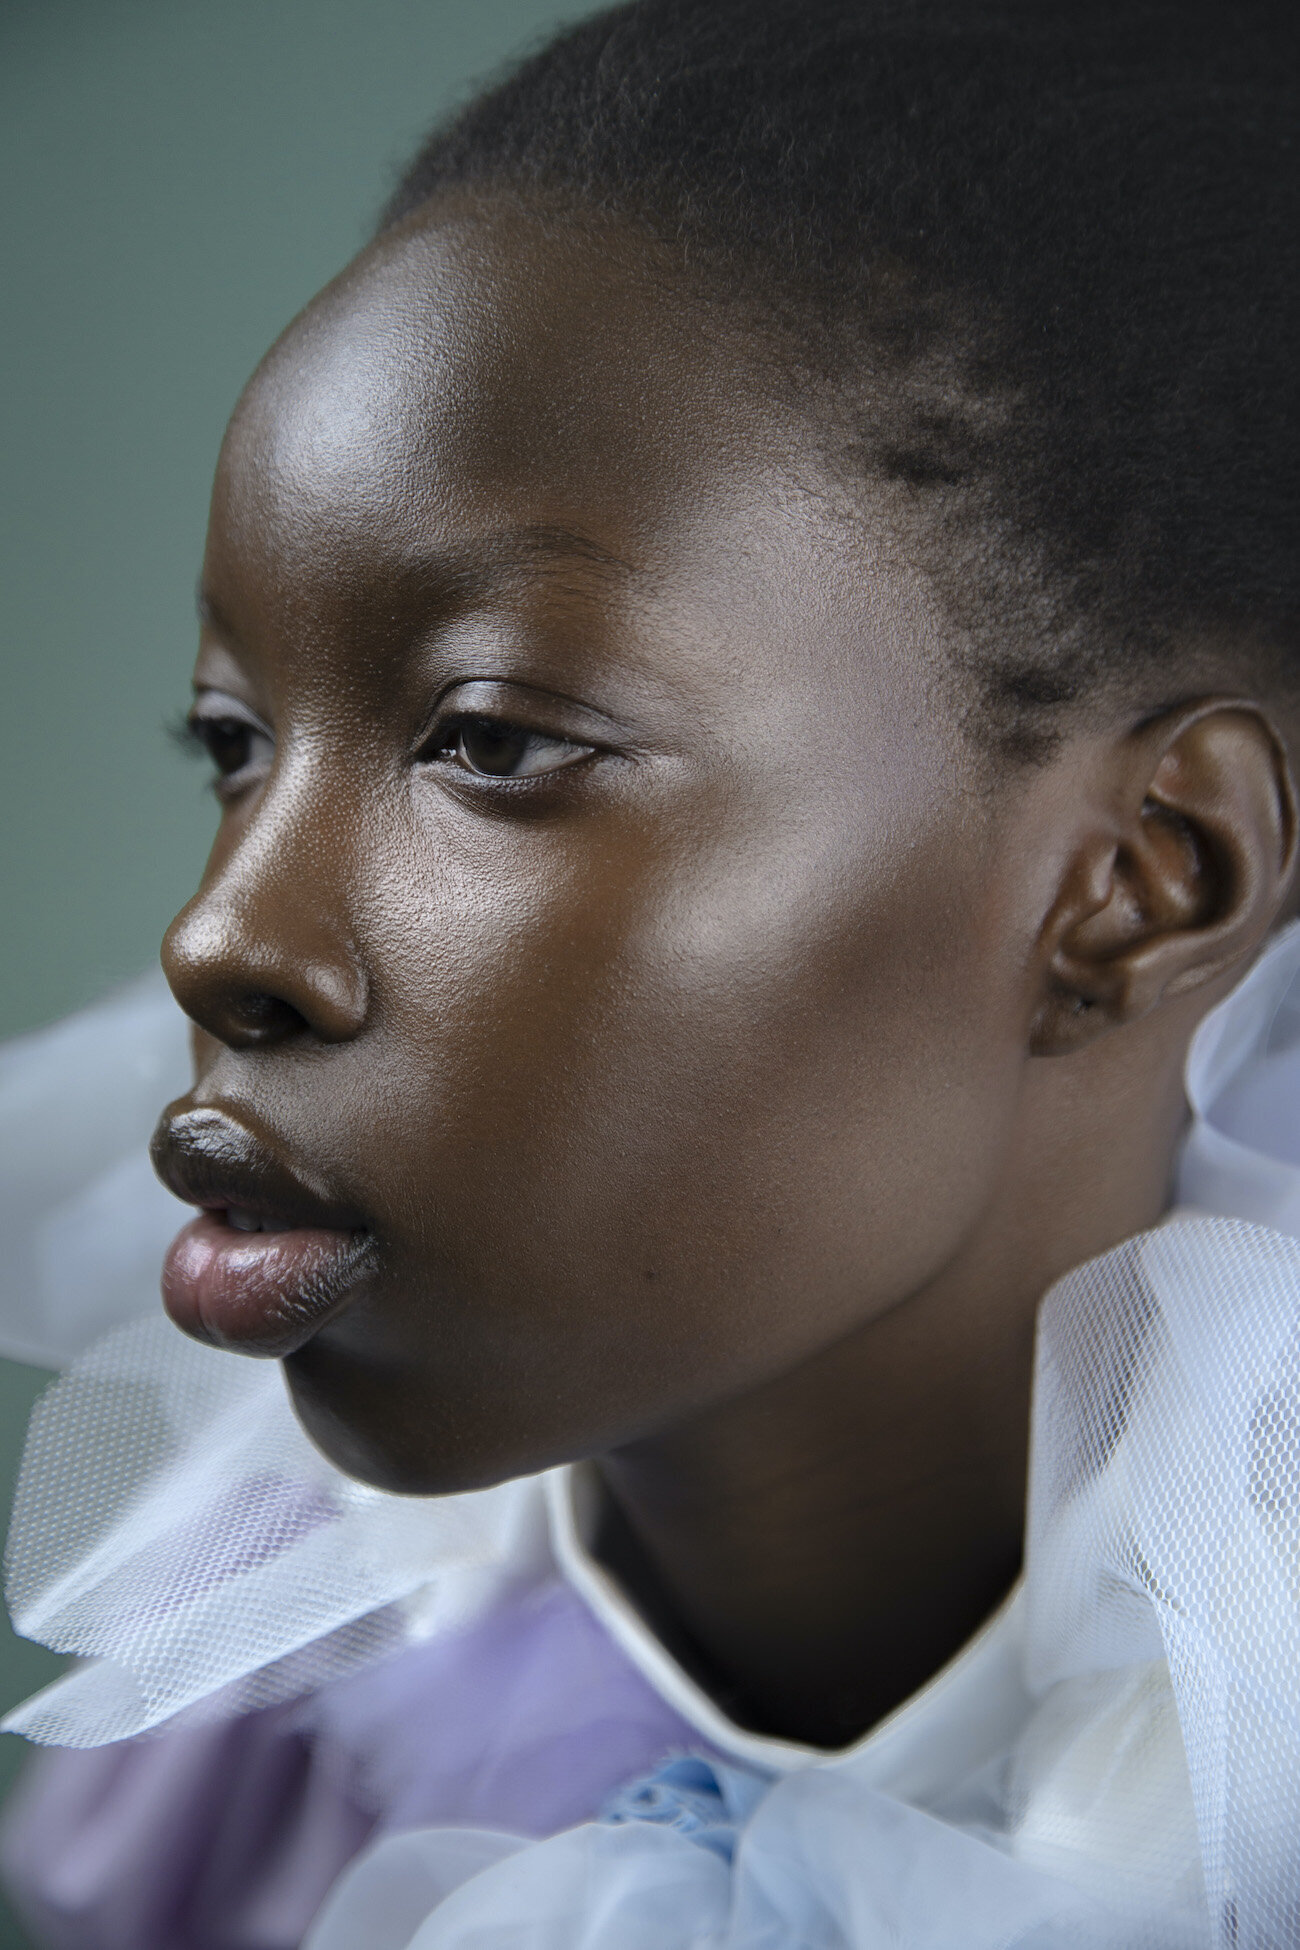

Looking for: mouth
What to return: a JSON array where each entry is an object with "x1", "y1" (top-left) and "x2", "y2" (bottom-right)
[{"x1": 151, "y1": 1105, "x2": 375, "y2": 1357}]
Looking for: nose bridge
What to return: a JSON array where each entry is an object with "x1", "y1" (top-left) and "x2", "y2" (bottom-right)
[{"x1": 164, "y1": 769, "x2": 369, "y2": 1046}]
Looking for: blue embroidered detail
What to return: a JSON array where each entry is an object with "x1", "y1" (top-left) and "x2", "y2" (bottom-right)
[{"x1": 599, "y1": 1753, "x2": 772, "y2": 1863}]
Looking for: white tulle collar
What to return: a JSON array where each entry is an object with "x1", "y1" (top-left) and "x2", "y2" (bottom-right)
[
  {"x1": 2, "y1": 921, "x2": 1299, "y2": 1757},
  {"x1": 302, "y1": 915, "x2": 1300, "y2": 1946},
  {"x1": 3, "y1": 927, "x2": 1300, "y2": 1948},
  {"x1": 1178, "y1": 919, "x2": 1300, "y2": 1232}
]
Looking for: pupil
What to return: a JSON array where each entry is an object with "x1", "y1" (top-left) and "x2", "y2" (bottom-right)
[
  {"x1": 207, "y1": 721, "x2": 249, "y2": 774},
  {"x1": 460, "y1": 720, "x2": 527, "y2": 775}
]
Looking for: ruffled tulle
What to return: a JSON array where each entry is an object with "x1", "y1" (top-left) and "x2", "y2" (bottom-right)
[
  {"x1": 302, "y1": 1766, "x2": 1178, "y2": 1950},
  {"x1": 1, "y1": 1320, "x2": 548, "y2": 1745},
  {"x1": 3, "y1": 928, "x2": 1300, "y2": 1948},
  {"x1": 0, "y1": 972, "x2": 190, "y2": 1369},
  {"x1": 298, "y1": 1210, "x2": 1300, "y2": 1950}
]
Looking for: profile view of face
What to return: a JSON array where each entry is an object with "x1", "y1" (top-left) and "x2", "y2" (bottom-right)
[{"x1": 152, "y1": 202, "x2": 1072, "y2": 1493}]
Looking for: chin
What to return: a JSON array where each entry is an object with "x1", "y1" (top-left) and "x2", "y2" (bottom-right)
[{"x1": 280, "y1": 1350, "x2": 563, "y2": 1497}]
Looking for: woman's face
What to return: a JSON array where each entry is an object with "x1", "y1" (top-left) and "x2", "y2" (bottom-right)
[{"x1": 155, "y1": 202, "x2": 1041, "y2": 1492}]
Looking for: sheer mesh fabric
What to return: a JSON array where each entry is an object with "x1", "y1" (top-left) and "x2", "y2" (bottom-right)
[
  {"x1": 5, "y1": 1217, "x2": 1297, "y2": 1945},
  {"x1": 4, "y1": 928, "x2": 1300, "y2": 1944},
  {"x1": 1012, "y1": 1218, "x2": 1300, "y2": 1945},
  {"x1": 3, "y1": 1319, "x2": 544, "y2": 1745}
]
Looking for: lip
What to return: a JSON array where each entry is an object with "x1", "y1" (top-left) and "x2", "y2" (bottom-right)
[{"x1": 151, "y1": 1104, "x2": 374, "y2": 1357}]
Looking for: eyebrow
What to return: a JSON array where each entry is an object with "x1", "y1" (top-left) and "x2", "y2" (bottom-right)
[
  {"x1": 468, "y1": 525, "x2": 633, "y2": 576},
  {"x1": 195, "y1": 524, "x2": 633, "y2": 633}
]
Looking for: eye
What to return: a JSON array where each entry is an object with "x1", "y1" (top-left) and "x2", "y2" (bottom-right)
[
  {"x1": 182, "y1": 693, "x2": 274, "y2": 797},
  {"x1": 440, "y1": 715, "x2": 594, "y2": 780}
]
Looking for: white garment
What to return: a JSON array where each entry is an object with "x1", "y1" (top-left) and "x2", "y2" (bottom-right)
[
  {"x1": 0, "y1": 972, "x2": 190, "y2": 1368},
  {"x1": 3, "y1": 931, "x2": 1300, "y2": 1947}
]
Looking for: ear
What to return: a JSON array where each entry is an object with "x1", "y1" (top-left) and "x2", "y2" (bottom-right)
[{"x1": 1031, "y1": 700, "x2": 1298, "y2": 1056}]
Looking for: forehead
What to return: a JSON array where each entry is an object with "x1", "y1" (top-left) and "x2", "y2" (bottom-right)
[
  {"x1": 214, "y1": 202, "x2": 802, "y2": 585},
  {"x1": 204, "y1": 200, "x2": 965, "y2": 764}
]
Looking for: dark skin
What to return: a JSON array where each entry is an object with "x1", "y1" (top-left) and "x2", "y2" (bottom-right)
[{"x1": 159, "y1": 198, "x2": 1298, "y2": 1746}]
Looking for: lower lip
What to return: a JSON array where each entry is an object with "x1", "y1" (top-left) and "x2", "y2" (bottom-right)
[{"x1": 162, "y1": 1210, "x2": 371, "y2": 1356}]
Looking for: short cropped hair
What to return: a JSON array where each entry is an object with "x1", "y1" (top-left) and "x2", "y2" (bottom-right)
[{"x1": 384, "y1": 0, "x2": 1297, "y2": 757}]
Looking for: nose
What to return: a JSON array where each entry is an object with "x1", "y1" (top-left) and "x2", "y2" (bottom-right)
[{"x1": 162, "y1": 801, "x2": 369, "y2": 1050}]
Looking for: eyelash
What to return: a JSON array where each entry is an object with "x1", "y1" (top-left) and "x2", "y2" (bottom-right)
[
  {"x1": 423, "y1": 713, "x2": 596, "y2": 783},
  {"x1": 171, "y1": 705, "x2": 599, "y2": 796},
  {"x1": 171, "y1": 710, "x2": 272, "y2": 800}
]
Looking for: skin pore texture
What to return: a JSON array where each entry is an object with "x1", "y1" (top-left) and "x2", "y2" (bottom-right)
[{"x1": 154, "y1": 198, "x2": 1299, "y2": 1747}]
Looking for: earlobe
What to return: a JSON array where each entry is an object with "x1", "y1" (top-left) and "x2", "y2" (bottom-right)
[{"x1": 1031, "y1": 701, "x2": 1298, "y2": 1056}]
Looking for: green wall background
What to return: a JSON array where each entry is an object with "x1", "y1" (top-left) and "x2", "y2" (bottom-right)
[{"x1": 0, "y1": 4, "x2": 593, "y2": 1940}]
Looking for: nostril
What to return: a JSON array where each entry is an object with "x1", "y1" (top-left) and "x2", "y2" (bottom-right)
[
  {"x1": 231, "y1": 992, "x2": 310, "y2": 1044},
  {"x1": 161, "y1": 892, "x2": 368, "y2": 1048}
]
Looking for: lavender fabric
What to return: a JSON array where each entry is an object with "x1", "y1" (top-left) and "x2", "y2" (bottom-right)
[{"x1": 0, "y1": 1577, "x2": 708, "y2": 1950}]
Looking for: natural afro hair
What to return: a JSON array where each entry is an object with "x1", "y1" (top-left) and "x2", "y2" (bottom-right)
[{"x1": 382, "y1": 0, "x2": 1298, "y2": 758}]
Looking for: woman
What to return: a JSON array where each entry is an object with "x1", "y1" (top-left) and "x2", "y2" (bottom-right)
[{"x1": 1, "y1": 2, "x2": 1296, "y2": 1942}]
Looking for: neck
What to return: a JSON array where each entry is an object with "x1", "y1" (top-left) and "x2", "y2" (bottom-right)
[{"x1": 596, "y1": 1030, "x2": 1192, "y2": 1748}]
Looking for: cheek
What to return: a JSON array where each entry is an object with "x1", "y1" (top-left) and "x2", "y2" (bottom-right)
[{"x1": 315, "y1": 799, "x2": 1026, "y2": 1479}]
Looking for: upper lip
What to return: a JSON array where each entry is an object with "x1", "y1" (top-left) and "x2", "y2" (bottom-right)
[{"x1": 150, "y1": 1104, "x2": 368, "y2": 1233}]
